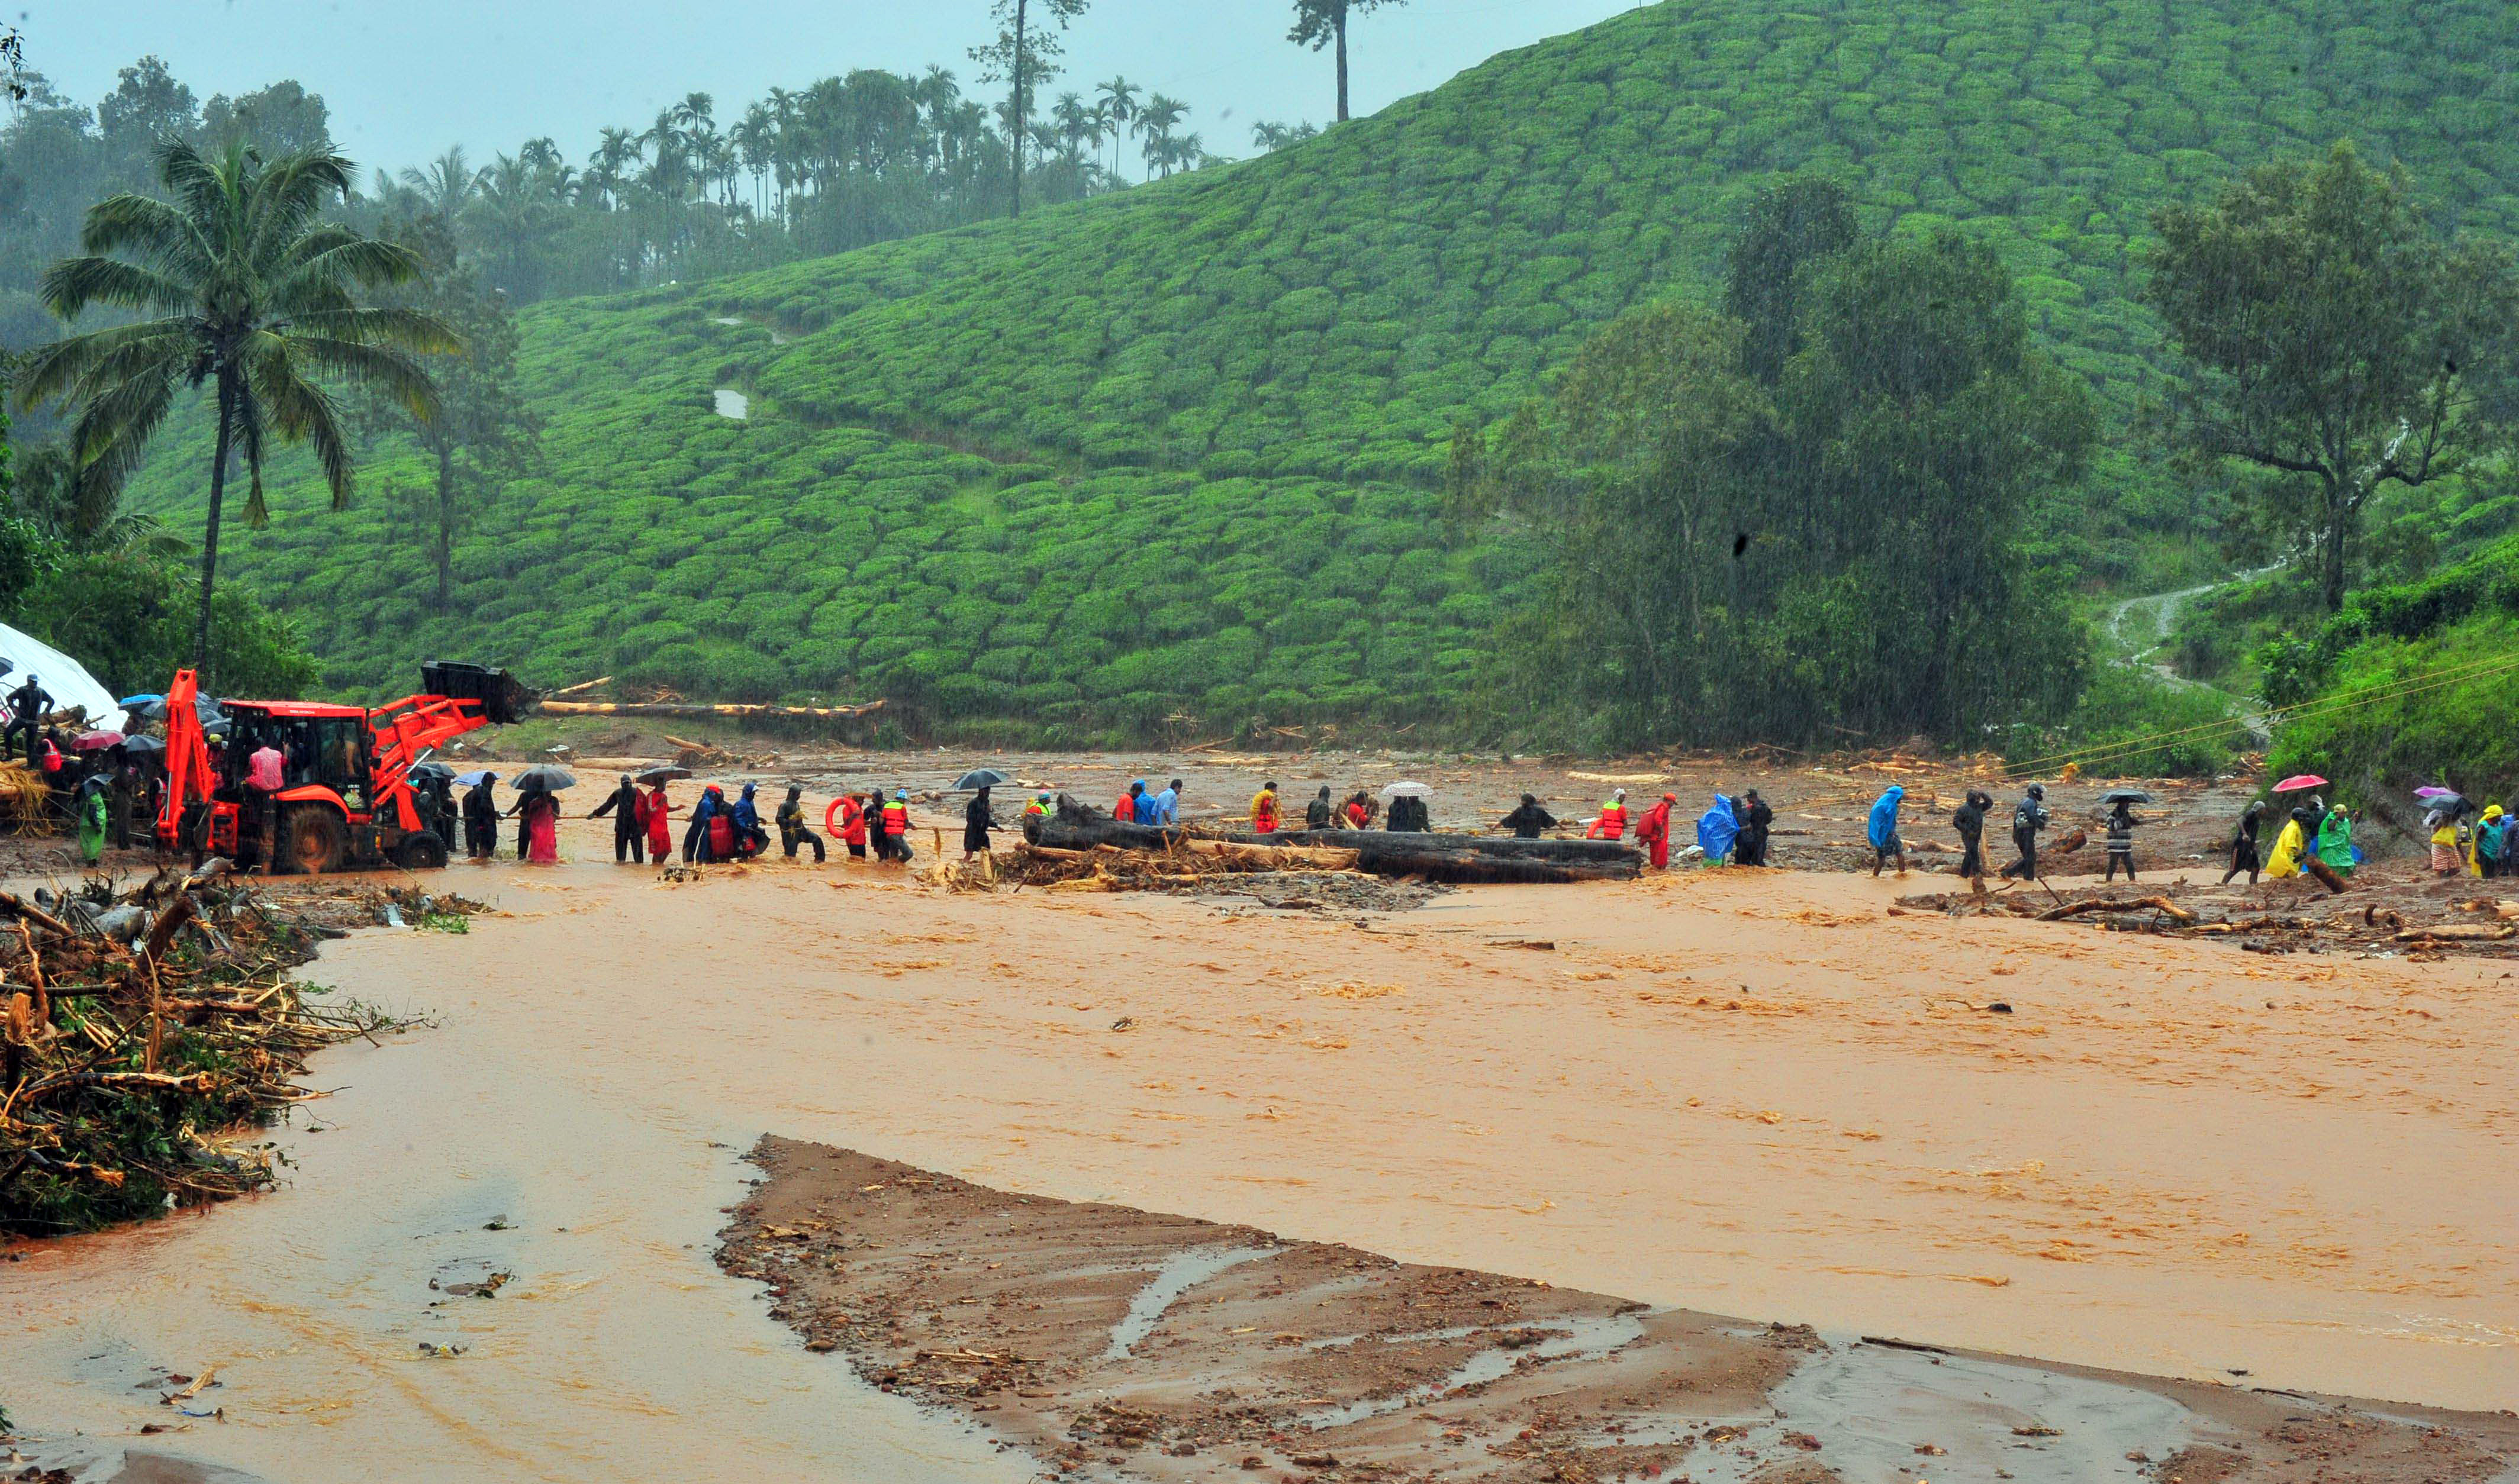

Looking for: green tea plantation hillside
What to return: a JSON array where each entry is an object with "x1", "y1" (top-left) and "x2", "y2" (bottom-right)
[{"x1": 123, "y1": 0, "x2": 2519, "y2": 737}]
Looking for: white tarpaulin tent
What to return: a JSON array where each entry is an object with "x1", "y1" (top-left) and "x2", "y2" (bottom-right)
[{"x1": 0, "y1": 622, "x2": 128, "y2": 733}]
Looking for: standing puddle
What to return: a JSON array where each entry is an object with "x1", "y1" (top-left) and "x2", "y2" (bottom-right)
[
  {"x1": 1661, "y1": 1338, "x2": 2193, "y2": 1484},
  {"x1": 713, "y1": 388, "x2": 749, "y2": 420},
  {"x1": 1300, "y1": 1309, "x2": 1647, "y2": 1430},
  {"x1": 1104, "y1": 1246, "x2": 1275, "y2": 1359}
]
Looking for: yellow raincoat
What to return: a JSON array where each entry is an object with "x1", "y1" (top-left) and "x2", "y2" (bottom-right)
[{"x1": 2264, "y1": 818, "x2": 2306, "y2": 879}]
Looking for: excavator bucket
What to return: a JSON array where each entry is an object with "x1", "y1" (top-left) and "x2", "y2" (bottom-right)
[{"x1": 420, "y1": 662, "x2": 536, "y2": 725}]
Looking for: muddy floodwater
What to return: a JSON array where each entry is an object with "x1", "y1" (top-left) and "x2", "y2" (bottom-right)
[{"x1": 6, "y1": 798, "x2": 2517, "y2": 1477}]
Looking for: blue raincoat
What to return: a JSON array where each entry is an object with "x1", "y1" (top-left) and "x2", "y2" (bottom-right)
[
  {"x1": 1696, "y1": 793, "x2": 1740, "y2": 862},
  {"x1": 1867, "y1": 786, "x2": 1905, "y2": 850}
]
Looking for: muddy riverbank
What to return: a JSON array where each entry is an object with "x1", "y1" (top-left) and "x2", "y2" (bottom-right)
[
  {"x1": 8, "y1": 798, "x2": 2518, "y2": 1477},
  {"x1": 721, "y1": 1138, "x2": 2519, "y2": 1483}
]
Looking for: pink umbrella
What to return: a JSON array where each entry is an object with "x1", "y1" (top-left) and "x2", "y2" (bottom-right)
[
  {"x1": 2272, "y1": 773, "x2": 2328, "y2": 792},
  {"x1": 71, "y1": 730, "x2": 125, "y2": 752}
]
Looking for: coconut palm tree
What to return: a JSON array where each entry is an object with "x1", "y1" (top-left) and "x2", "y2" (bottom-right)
[
  {"x1": 17, "y1": 140, "x2": 456, "y2": 670},
  {"x1": 399, "y1": 146, "x2": 481, "y2": 219},
  {"x1": 1094, "y1": 77, "x2": 1139, "y2": 180}
]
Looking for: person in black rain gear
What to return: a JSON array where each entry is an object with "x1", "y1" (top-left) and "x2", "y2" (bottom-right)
[
  {"x1": 730, "y1": 782, "x2": 770, "y2": 858},
  {"x1": 779, "y1": 784, "x2": 826, "y2": 862},
  {"x1": 2102, "y1": 799, "x2": 2140, "y2": 882},
  {"x1": 589, "y1": 774, "x2": 646, "y2": 863},
  {"x1": 2221, "y1": 800, "x2": 2266, "y2": 885},
  {"x1": 1389, "y1": 792, "x2": 1431, "y2": 831},
  {"x1": 461, "y1": 773, "x2": 500, "y2": 859},
  {"x1": 963, "y1": 785, "x2": 997, "y2": 860},
  {"x1": 1953, "y1": 789, "x2": 1992, "y2": 880},
  {"x1": 1737, "y1": 789, "x2": 1774, "y2": 866},
  {"x1": 4, "y1": 672, "x2": 50, "y2": 765},
  {"x1": 1306, "y1": 785, "x2": 1335, "y2": 830},
  {"x1": 1499, "y1": 793, "x2": 1557, "y2": 838},
  {"x1": 2001, "y1": 784, "x2": 2049, "y2": 880}
]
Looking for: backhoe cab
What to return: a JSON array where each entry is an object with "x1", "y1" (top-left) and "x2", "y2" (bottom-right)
[{"x1": 156, "y1": 662, "x2": 533, "y2": 874}]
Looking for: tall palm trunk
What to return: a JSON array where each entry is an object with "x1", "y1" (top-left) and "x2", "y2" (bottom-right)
[
  {"x1": 437, "y1": 445, "x2": 458, "y2": 612},
  {"x1": 195, "y1": 375, "x2": 237, "y2": 672},
  {"x1": 1335, "y1": 6, "x2": 1351, "y2": 122},
  {"x1": 1010, "y1": 0, "x2": 1029, "y2": 218}
]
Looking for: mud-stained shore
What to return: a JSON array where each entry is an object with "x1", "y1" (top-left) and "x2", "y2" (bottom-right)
[{"x1": 719, "y1": 1139, "x2": 2519, "y2": 1484}]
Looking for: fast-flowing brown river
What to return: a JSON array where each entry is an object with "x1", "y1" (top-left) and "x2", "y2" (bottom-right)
[{"x1": 7, "y1": 820, "x2": 2516, "y2": 1477}]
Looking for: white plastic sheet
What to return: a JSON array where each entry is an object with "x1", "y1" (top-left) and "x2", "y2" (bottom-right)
[{"x1": 0, "y1": 622, "x2": 130, "y2": 732}]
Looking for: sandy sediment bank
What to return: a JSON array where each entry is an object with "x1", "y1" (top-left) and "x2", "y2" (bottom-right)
[{"x1": 720, "y1": 1138, "x2": 2519, "y2": 1483}]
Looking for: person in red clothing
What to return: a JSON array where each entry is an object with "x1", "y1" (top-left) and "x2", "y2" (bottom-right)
[
  {"x1": 1586, "y1": 788, "x2": 1630, "y2": 840},
  {"x1": 1114, "y1": 780, "x2": 1144, "y2": 822},
  {"x1": 640, "y1": 782, "x2": 677, "y2": 862},
  {"x1": 827, "y1": 791, "x2": 871, "y2": 859},
  {"x1": 1634, "y1": 792, "x2": 1676, "y2": 869}
]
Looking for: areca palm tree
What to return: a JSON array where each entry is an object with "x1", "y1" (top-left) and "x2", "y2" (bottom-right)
[
  {"x1": 1094, "y1": 77, "x2": 1139, "y2": 180},
  {"x1": 17, "y1": 140, "x2": 456, "y2": 670}
]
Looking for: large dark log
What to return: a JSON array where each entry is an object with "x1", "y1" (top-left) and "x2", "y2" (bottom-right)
[{"x1": 1028, "y1": 801, "x2": 1640, "y2": 883}]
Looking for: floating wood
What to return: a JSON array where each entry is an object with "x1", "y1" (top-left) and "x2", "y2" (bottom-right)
[{"x1": 536, "y1": 699, "x2": 886, "y2": 721}]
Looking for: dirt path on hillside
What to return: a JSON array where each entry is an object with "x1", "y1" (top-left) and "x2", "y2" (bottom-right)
[{"x1": 721, "y1": 1139, "x2": 2519, "y2": 1484}]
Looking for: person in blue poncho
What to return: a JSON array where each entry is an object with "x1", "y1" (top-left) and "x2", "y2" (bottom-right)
[
  {"x1": 1695, "y1": 793, "x2": 1740, "y2": 865},
  {"x1": 1867, "y1": 785, "x2": 1907, "y2": 877}
]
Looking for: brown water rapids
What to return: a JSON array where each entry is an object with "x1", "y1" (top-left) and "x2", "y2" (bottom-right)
[{"x1": 5, "y1": 825, "x2": 2514, "y2": 1478}]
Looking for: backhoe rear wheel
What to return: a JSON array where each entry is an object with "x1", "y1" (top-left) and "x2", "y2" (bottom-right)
[
  {"x1": 278, "y1": 805, "x2": 349, "y2": 876},
  {"x1": 395, "y1": 830, "x2": 449, "y2": 870}
]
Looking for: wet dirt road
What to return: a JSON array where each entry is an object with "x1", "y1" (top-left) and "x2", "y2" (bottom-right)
[{"x1": 6, "y1": 823, "x2": 2515, "y2": 1477}]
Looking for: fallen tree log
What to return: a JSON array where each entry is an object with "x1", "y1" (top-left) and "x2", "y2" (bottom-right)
[
  {"x1": 537, "y1": 698, "x2": 885, "y2": 721},
  {"x1": 2394, "y1": 924, "x2": 2518, "y2": 944},
  {"x1": 1029, "y1": 803, "x2": 1638, "y2": 883},
  {"x1": 1186, "y1": 838, "x2": 1361, "y2": 871},
  {"x1": 2038, "y1": 896, "x2": 2198, "y2": 924}
]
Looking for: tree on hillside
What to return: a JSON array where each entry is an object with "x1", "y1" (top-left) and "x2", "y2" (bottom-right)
[
  {"x1": 971, "y1": 0, "x2": 1090, "y2": 217},
  {"x1": 1289, "y1": 0, "x2": 1409, "y2": 123},
  {"x1": 17, "y1": 140, "x2": 456, "y2": 672},
  {"x1": 360, "y1": 220, "x2": 541, "y2": 612},
  {"x1": 201, "y1": 80, "x2": 332, "y2": 156},
  {"x1": 1725, "y1": 177, "x2": 1859, "y2": 385},
  {"x1": 1094, "y1": 78, "x2": 1139, "y2": 181},
  {"x1": 2143, "y1": 141, "x2": 2519, "y2": 611}
]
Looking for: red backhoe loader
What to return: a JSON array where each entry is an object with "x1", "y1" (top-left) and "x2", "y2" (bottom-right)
[{"x1": 156, "y1": 662, "x2": 534, "y2": 875}]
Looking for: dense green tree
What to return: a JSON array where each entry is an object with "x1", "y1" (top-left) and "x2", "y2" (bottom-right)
[
  {"x1": 1289, "y1": 0, "x2": 1410, "y2": 123},
  {"x1": 1724, "y1": 178, "x2": 1859, "y2": 385},
  {"x1": 359, "y1": 220, "x2": 543, "y2": 611},
  {"x1": 18, "y1": 140, "x2": 455, "y2": 672},
  {"x1": 970, "y1": 0, "x2": 1090, "y2": 217},
  {"x1": 2143, "y1": 142, "x2": 2519, "y2": 611},
  {"x1": 201, "y1": 80, "x2": 331, "y2": 156}
]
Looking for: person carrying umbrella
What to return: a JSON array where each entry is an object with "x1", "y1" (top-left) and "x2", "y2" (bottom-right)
[
  {"x1": 508, "y1": 775, "x2": 563, "y2": 863},
  {"x1": 1499, "y1": 793, "x2": 1557, "y2": 839},
  {"x1": 963, "y1": 785, "x2": 997, "y2": 862},
  {"x1": 590, "y1": 774, "x2": 646, "y2": 863},
  {"x1": 1867, "y1": 785, "x2": 1906, "y2": 877},
  {"x1": 642, "y1": 779, "x2": 678, "y2": 863},
  {"x1": 462, "y1": 772, "x2": 500, "y2": 859},
  {"x1": 779, "y1": 784, "x2": 826, "y2": 863},
  {"x1": 2102, "y1": 798, "x2": 2140, "y2": 882},
  {"x1": 2001, "y1": 785, "x2": 2048, "y2": 880},
  {"x1": 2221, "y1": 800, "x2": 2266, "y2": 885},
  {"x1": 1953, "y1": 790, "x2": 1992, "y2": 880}
]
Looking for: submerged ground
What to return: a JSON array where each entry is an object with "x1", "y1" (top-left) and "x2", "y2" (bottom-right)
[{"x1": 3, "y1": 754, "x2": 2513, "y2": 1480}]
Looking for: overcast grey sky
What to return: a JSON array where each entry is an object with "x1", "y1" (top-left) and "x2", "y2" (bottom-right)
[{"x1": 27, "y1": 2, "x2": 1642, "y2": 174}]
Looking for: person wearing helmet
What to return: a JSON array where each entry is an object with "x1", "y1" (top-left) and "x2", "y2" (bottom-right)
[
  {"x1": 2001, "y1": 784, "x2": 2049, "y2": 880},
  {"x1": 881, "y1": 789, "x2": 913, "y2": 862},
  {"x1": 1587, "y1": 788, "x2": 1629, "y2": 840},
  {"x1": 1953, "y1": 789, "x2": 1992, "y2": 880}
]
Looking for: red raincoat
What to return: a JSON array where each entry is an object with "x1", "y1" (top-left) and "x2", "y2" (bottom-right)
[
  {"x1": 1635, "y1": 799, "x2": 1674, "y2": 869},
  {"x1": 640, "y1": 785, "x2": 675, "y2": 860}
]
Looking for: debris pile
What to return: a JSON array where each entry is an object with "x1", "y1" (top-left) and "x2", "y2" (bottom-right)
[
  {"x1": 1, "y1": 865, "x2": 450, "y2": 1237},
  {"x1": 1896, "y1": 882, "x2": 2519, "y2": 956}
]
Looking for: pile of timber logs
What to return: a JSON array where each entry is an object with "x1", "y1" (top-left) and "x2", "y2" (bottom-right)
[{"x1": 1024, "y1": 799, "x2": 1641, "y2": 885}]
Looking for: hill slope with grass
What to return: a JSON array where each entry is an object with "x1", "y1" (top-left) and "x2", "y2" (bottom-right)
[{"x1": 124, "y1": 0, "x2": 2519, "y2": 740}]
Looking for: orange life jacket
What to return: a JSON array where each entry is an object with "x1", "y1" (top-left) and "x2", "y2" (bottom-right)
[{"x1": 881, "y1": 801, "x2": 908, "y2": 833}]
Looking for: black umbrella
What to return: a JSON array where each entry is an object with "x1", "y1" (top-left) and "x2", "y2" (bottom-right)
[
  {"x1": 953, "y1": 768, "x2": 1011, "y2": 791},
  {"x1": 511, "y1": 764, "x2": 577, "y2": 792},
  {"x1": 636, "y1": 764, "x2": 694, "y2": 786},
  {"x1": 143, "y1": 692, "x2": 223, "y2": 724},
  {"x1": 408, "y1": 760, "x2": 458, "y2": 783},
  {"x1": 2098, "y1": 788, "x2": 2153, "y2": 805},
  {"x1": 121, "y1": 734, "x2": 166, "y2": 756}
]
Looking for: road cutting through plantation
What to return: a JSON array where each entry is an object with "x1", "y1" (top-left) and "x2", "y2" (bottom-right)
[{"x1": 6, "y1": 806, "x2": 2517, "y2": 1479}]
